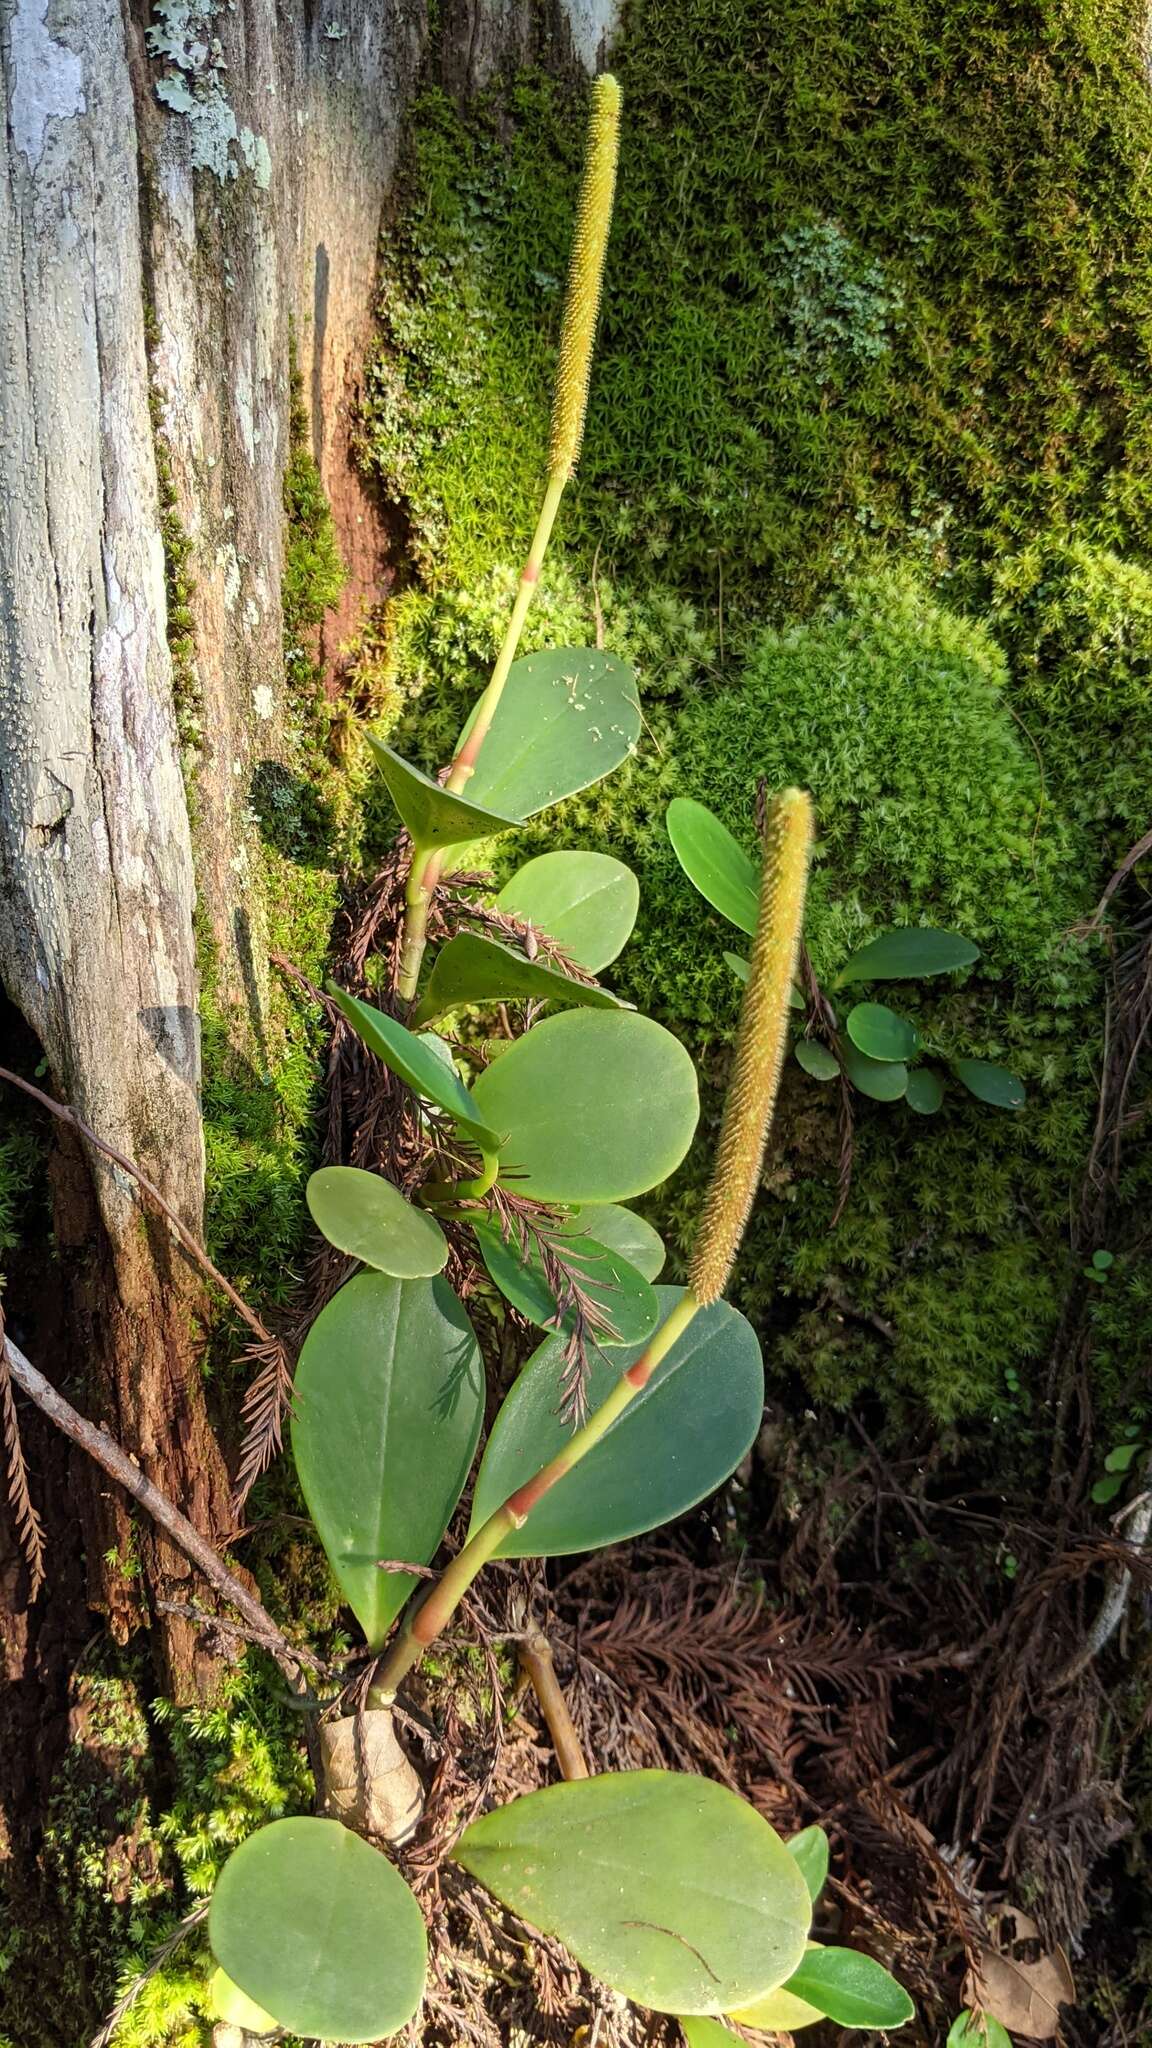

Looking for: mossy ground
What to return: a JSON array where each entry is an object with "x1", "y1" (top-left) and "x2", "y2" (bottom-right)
[{"x1": 362, "y1": 0, "x2": 1152, "y2": 1432}]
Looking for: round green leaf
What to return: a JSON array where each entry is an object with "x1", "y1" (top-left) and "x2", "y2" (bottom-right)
[
  {"x1": 462, "y1": 649, "x2": 641, "y2": 819},
  {"x1": 292, "y1": 1273, "x2": 484, "y2": 1647},
  {"x1": 835, "y1": 927, "x2": 980, "y2": 984},
  {"x1": 787, "y1": 1826, "x2": 830, "y2": 1905},
  {"x1": 795, "y1": 1038, "x2": 840, "y2": 1081},
  {"x1": 328, "y1": 985, "x2": 499, "y2": 1151},
  {"x1": 208, "y1": 1966, "x2": 278, "y2": 2033},
  {"x1": 471, "y1": 1009, "x2": 699, "y2": 1203},
  {"x1": 453, "y1": 1771, "x2": 812, "y2": 2015},
  {"x1": 412, "y1": 932, "x2": 627, "y2": 1027},
  {"x1": 366, "y1": 734, "x2": 522, "y2": 850},
  {"x1": 469, "y1": 1287, "x2": 763, "y2": 1558},
  {"x1": 841, "y1": 1043, "x2": 909, "y2": 1101},
  {"x1": 781, "y1": 1946, "x2": 915, "y2": 2029},
  {"x1": 947, "y1": 2012, "x2": 1013, "y2": 2048},
  {"x1": 569, "y1": 1203, "x2": 665, "y2": 1282},
  {"x1": 952, "y1": 1058, "x2": 1026, "y2": 1109},
  {"x1": 847, "y1": 1002, "x2": 920, "y2": 1062},
  {"x1": 906, "y1": 1067, "x2": 945, "y2": 1115},
  {"x1": 209, "y1": 1819, "x2": 427, "y2": 2043},
  {"x1": 666, "y1": 798, "x2": 760, "y2": 936},
  {"x1": 472, "y1": 1219, "x2": 659, "y2": 1348},
  {"x1": 306, "y1": 1167, "x2": 448, "y2": 1278},
  {"x1": 496, "y1": 851, "x2": 639, "y2": 972}
]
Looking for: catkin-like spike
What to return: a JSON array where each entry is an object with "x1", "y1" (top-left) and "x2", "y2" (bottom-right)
[
  {"x1": 689, "y1": 789, "x2": 814, "y2": 1307},
  {"x1": 549, "y1": 73, "x2": 621, "y2": 478}
]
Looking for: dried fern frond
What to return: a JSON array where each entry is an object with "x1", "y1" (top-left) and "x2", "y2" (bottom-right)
[
  {"x1": 689, "y1": 787, "x2": 814, "y2": 1305},
  {"x1": 549, "y1": 74, "x2": 621, "y2": 478},
  {"x1": 0, "y1": 1307, "x2": 46, "y2": 1599},
  {"x1": 232, "y1": 1336, "x2": 297, "y2": 1513}
]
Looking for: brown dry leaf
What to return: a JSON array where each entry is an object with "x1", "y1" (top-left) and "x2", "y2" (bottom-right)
[{"x1": 966, "y1": 1907, "x2": 1075, "y2": 2039}]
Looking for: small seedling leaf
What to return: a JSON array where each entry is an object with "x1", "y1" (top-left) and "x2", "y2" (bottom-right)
[
  {"x1": 794, "y1": 1038, "x2": 840, "y2": 1081},
  {"x1": 906, "y1": 1067, "x2": 946, "y2": 1115},
  {"x1": 787, "y1": 1826, "x2": 830, "y2": 1904},
  {"x1": 952, "y1": 1059, "x2": 1026, "y2": 1109},
  {"x1": 846, "y1": 1002, "x2": 920, "y2": 1062},
  {"x1": 666, "y1": 798, "x2": 761, "y2": 936},
  {"x1": 841, "y1": 1043, "x2": 909, "y2": 1101},
  {"x1": 782, "y1": 1946, "x2": 915, "y2": 2028},
  {"x1": 947, "y1": 2012, "x2": 1013, "y2": 2048},
  {"x1": 836, "y1": 928, "x2": 980, "y2": 984}
]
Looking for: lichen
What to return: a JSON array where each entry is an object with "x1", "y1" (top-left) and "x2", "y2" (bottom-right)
[{"x1": 147, "y1": 0, "x2": 271, "y2": 185}]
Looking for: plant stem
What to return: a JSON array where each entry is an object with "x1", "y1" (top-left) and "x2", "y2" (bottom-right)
[
  {"x1": 394, "y1": 470, "x2": 567, "y2": 1003},
  {"x1": 370, "y1": 1290, "x2": 699, "y2": 1700}
]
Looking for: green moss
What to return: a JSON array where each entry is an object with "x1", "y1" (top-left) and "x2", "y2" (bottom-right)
[{"x1": 989, "y1": 536, "x2": 1152, "y2": 857}]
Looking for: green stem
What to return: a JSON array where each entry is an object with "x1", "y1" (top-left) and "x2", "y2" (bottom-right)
[
  {"x1": 395, "y1": 468, "x2": 568, "y2": 1002},
  {"x1": 370, "y1": 1290, "x2": 700, "y2": 1701}
]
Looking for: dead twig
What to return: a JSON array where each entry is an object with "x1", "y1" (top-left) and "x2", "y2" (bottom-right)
[
  {"x1": 89, "y1": 1904, "x2": 209, "y2": 2048},
  {"x1": 0, "y1": 1301, "x2": 46, "y2": 1597},
  {"x1": 1, "y1": 1330, "x2": 318, "y2": 1684},
  {"x1": 0, "y1": 1064, "x2": 295, "y2": 1507},
  {"x1": 517, "y1": 1629, "x2": 590, "y2": 1780}
]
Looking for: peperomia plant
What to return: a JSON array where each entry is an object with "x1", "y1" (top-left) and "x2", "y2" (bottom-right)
[
  {"x1": 668, "y1": 794, "x2": 1026, "y2": 1113},
  {"x1": 201, "y1": 77, "x2": 914, "y2": 2044}
]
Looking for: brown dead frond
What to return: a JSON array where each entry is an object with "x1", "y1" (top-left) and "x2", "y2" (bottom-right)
[
  {"x1": 232, "y1": 1335, "x2": 298, "y2": 1512},
  {"x1": 0, "y1": 1303, "x2": 46, "y2": 1598}
]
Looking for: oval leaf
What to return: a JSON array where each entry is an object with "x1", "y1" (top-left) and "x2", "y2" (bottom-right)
[
  {"x1": 208, "y1": 1967, "x2": 278, "y2": 2033},
  {"x1": 724, "y1": 951, "x2": 750, "y2": 985},
  {"x1": 846, "y1": 1002, "x2": 920, "y2": 1062},
  {"x1": 841, "y1": 1043, "x2": 909, "y2": 1101},
  {"x1": 328, "y1": 985, "x2": 500, "y2": 1151},
  {"x1": 782, "y1": 1946, "x2": 915, "y2": 2029},
  {"x1": 948, "y1": 2014, "x2": 1013, "y2": 2048},
  {"x1": 453, "y1": 1771, "x2": 812, "y2": 2015},
  {"x1": 952, "y1": 1059, "x2": 1026, "y2": 1109},
  {"x1": 795, "y1": 1038, "x2": 840, "y2": 1081},
  {"x1": 209, "y1": 1818, "x2": 427, "y2": 2043},
  {"x1": 906, "y1": 1067, "x2": 945, "y2": 1115},
  {"x1": 366, "y1": 734, "x2": 522, "y2": 850},
  {"x1": 496, "y1": 851, "x2": 639, "y2": 972},
  {"x1": 787, "y1": 1826, "x2": 830, "y2": 1905},
  {"x1": 472, "y1": 1219, "x2": 659, "y2": 1349},
  {"x1": 471, "y1": 1009, "x2": 699, "y2": 1203},
  {"x1": 836, "y1": 927, "x2": 980, "y2": 984},
  {"x1": 307, "y1": 1167, "x2": 448, "y2": 1278},
  {"x1": 680, "y1": 2022, "x2": 740, "y2": 2048},
  {"x1": 730, "y1": 1973, "x2": 824, "y2": 2031},
  {"x1": 292, "y1": 1273, "x2": 484, "y2": 1647},
  {"x1": 569, "y1": 1203, "x2": 665, "y2": 1282},
  {"x1": 462, "y1": 649, "x2": 641, "y2": 818},
  {"x1": 469, "y1": 1287, "x2": 763, "y2": 1558},
  {"x1": 412, "y1": 932, "x2": 627, "y2": 1027},
  {"x1": 666, "y1": 798, "x2": 760, "y2": 937}
]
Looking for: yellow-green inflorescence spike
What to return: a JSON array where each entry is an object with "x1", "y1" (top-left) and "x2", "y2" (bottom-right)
[
  {"x1": 549, "y1": 72, "x2": 621, "y2": 479},
  {"x1": 689, "y1": 788, "x2": 815, "y2": 1307}
]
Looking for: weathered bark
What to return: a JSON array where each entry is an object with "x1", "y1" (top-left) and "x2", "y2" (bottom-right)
[{"x1": 0, "y1": 0, "x2": 230, "y2": 1695}]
